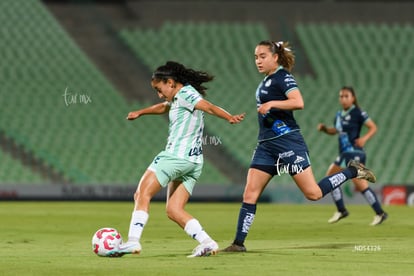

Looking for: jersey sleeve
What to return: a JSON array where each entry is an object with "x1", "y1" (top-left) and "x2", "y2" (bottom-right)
[
  {"x1": 360, "y1": 109, "x2": 370, "y2": 124},
  {"x1": 279, "y1": 72, "x2": 298, "y2": 95},
  {"x1": 176, "y1": 86, "x2": 203, "y2": 111}
]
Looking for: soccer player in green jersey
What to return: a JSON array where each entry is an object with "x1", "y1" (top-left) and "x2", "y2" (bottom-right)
[{"x1": 113, "y1": 61, "x2": 244, "y2": 257}]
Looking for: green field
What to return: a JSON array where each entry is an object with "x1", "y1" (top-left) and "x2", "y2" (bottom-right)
[{"x1": 1, "y1": 202, "x2": 413, "y2": 275}]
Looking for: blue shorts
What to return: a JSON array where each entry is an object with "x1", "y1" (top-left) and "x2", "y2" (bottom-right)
[
  {"x1": 334, "y1": 151, "x2": 366, "y2": 167},
  {"x1": 250, "y1": 131, "x2": 311, "y2": 176}
]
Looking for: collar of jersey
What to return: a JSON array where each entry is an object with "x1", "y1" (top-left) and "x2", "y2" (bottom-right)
[
  {"x1": 264, "y1": 66, "x2": 284, "y2": 81},
  {"x1": 341, "y1": 104, "x2": 355, "y2": 116},
  {"x1": 172, "y1": 85, "x2": 189, "y2": 102}
]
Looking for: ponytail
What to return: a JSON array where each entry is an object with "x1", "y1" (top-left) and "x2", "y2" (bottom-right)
[{"x1": 152, "y1": 61, "x2": 214, "y2": 96}]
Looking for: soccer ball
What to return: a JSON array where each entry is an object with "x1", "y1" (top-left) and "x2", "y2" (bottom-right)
[{"x1": 92, "y1": 227, "x2": 123, "y2": 257}]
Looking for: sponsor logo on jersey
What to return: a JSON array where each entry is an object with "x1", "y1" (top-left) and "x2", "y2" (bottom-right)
[
  {"x1": 189, "y1": 146, "x2": 203, "y2": 156},
  {"x1": 284, "y1": 74, "x2": 297, "y2": 87}
]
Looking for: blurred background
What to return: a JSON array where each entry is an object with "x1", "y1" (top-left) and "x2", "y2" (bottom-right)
[{"x1": 1, "y1": 0, "x2": 413, "y2": 203}]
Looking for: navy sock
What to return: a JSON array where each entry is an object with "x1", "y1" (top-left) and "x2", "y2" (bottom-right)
[
  {"x1": 233, "y1": 202, "x2": 256, "y2": 246},
  {"x1": 331, "y1": 188, "x2": 347, "y2": 212},
  {"x1": 318, "y1": 167, "x2": 357, "y2": 197},
  {"x1": 362, "y1": 187, "x2": 384, "y2": 215}
]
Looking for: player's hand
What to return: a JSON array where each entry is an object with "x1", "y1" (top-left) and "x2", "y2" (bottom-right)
[
  {"x1": 354, "y1": 137, "x2": 366, "y2": 148},
  {"x1": 257, "y1": 102, "x2": 273, "y2": 115},
  {"x1": 228, "y1": 113, "x2": 245, "y2": 124},
  {"x1": 126, "y1": 111, "x2": 141, "y2": 120},
  {"x1": 317, "y1": 123, "x2": 326, "y2": 132}
]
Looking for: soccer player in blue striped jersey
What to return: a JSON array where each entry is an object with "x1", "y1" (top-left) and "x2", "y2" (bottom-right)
[
  {"x1": 223, "y1": 41, "x2": 377, "y2": 253},
  {"x1": 114, "y1": 61, "x2": 244, "y2": 257},
  {"x1": 318, "y1": 86, "x2": 387, "y2": 226}
]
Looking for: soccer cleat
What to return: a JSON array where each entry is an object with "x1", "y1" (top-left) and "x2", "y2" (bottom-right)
[
  {"x1": 187, "y1": 239, "x2": 219, "y2": 258},
  {"x1": 107, "y1": 241, "x2": 142, "y2": 257},
  {"x1": 328, "y1": 210, "x2": 349, "y2": 223},
  {"x1": 370, "y1": 212, "x2": 388, "y2": 226},
  {"x1": 347, "y1": 160, "x2": 376, "y2": 183},
  {"x1": 221, "y1": 243, "x2": 247, "y2": 252}
]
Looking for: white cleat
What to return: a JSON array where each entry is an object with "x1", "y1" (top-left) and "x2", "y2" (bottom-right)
[
  {"x1": 370, "y1": 212, "x2": 388, "y2": 226},
  {"x1": 187, "y1": 239, "x2": 219, "y2": 258},
  {"x1": 328, "y1": 210, "x2": 349, "y2": 223},
  {"x1": 107, "y1": 241, "x2": 142, "y2": 257}
]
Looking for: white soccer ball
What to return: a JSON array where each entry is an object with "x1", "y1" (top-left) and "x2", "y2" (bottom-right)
[{"x1": 92, "y1": 227, "x2": 123, "y2": 257}]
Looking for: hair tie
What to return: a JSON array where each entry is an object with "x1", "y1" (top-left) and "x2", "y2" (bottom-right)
[{"x1": 275, "y1": 41, "x2": 291, "y2": 52}]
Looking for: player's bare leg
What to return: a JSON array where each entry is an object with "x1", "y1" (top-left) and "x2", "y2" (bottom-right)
[
  {"x1": 165, "y1": 181, "x2": 218, "y2": 257},
  {"x1": 117, "y1": 170, "x2": 162, "y2": 255}
]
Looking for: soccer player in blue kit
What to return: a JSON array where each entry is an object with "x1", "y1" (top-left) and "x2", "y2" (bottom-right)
[
  {"x1": 318, "y1": 86, "x2": 387, "y2": 226},
  {"x1": 223, "y1": 41, "x2": 377, "y2": 252}
]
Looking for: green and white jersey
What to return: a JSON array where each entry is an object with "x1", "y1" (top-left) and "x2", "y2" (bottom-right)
[{"x1": 165, "y1": 85, "x2": 204, "y2": 164}]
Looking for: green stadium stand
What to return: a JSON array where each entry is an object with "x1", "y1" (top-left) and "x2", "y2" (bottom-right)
[
  {"x1": 0, "y1": 0, "x2": 230, "y2": 185},
  {"x1": 2, "y1": 0, "x2": 413, "y2": 187},
  {"x1": 0, "y1": 149, "x2": 47, "y2": 185}
]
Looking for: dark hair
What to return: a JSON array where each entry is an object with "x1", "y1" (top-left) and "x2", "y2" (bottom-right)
[
  {"x1": 257, "y1": 40, "x2": 295, "y2": 72},
  {"x1": 341, "y1": 86, "x2": 359, "y2": 107},
  {"x1": 152, "y1": 61, "x2": 214, "y2": 96}
]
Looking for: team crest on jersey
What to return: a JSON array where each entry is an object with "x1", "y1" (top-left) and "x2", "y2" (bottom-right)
[{"x1": 265, "y1": 79, "x2": 272, "y2": 87}]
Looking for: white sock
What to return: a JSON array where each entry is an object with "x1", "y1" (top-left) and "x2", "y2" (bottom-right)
[
  {"x1": 127, "y1": 210, "x2": 149, "y2": 242},
  {"x1": 184, "y1": 218, "x2": 211, "y2": 243}
]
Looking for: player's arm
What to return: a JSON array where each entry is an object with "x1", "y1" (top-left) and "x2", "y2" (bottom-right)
[
  {"x1": 194, "y1": 99, "x2": 245, "y2": 124},
  {"x1": 126, "y1": 101, "x2": 170, "y2": 120},
  {"x1": 317, "y1": 123, "x2": 337, "y2": 135},
  {"x1": 355, "y1": 118, "x2": 377, "y2": 147},
  {"x1": 257, "y1": 89, "x2": 304, "y2": 115}
]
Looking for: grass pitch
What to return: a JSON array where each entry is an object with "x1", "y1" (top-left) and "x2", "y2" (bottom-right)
[{"x1": 1, "y1": 201, "x2": 413, "y2": 276}]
